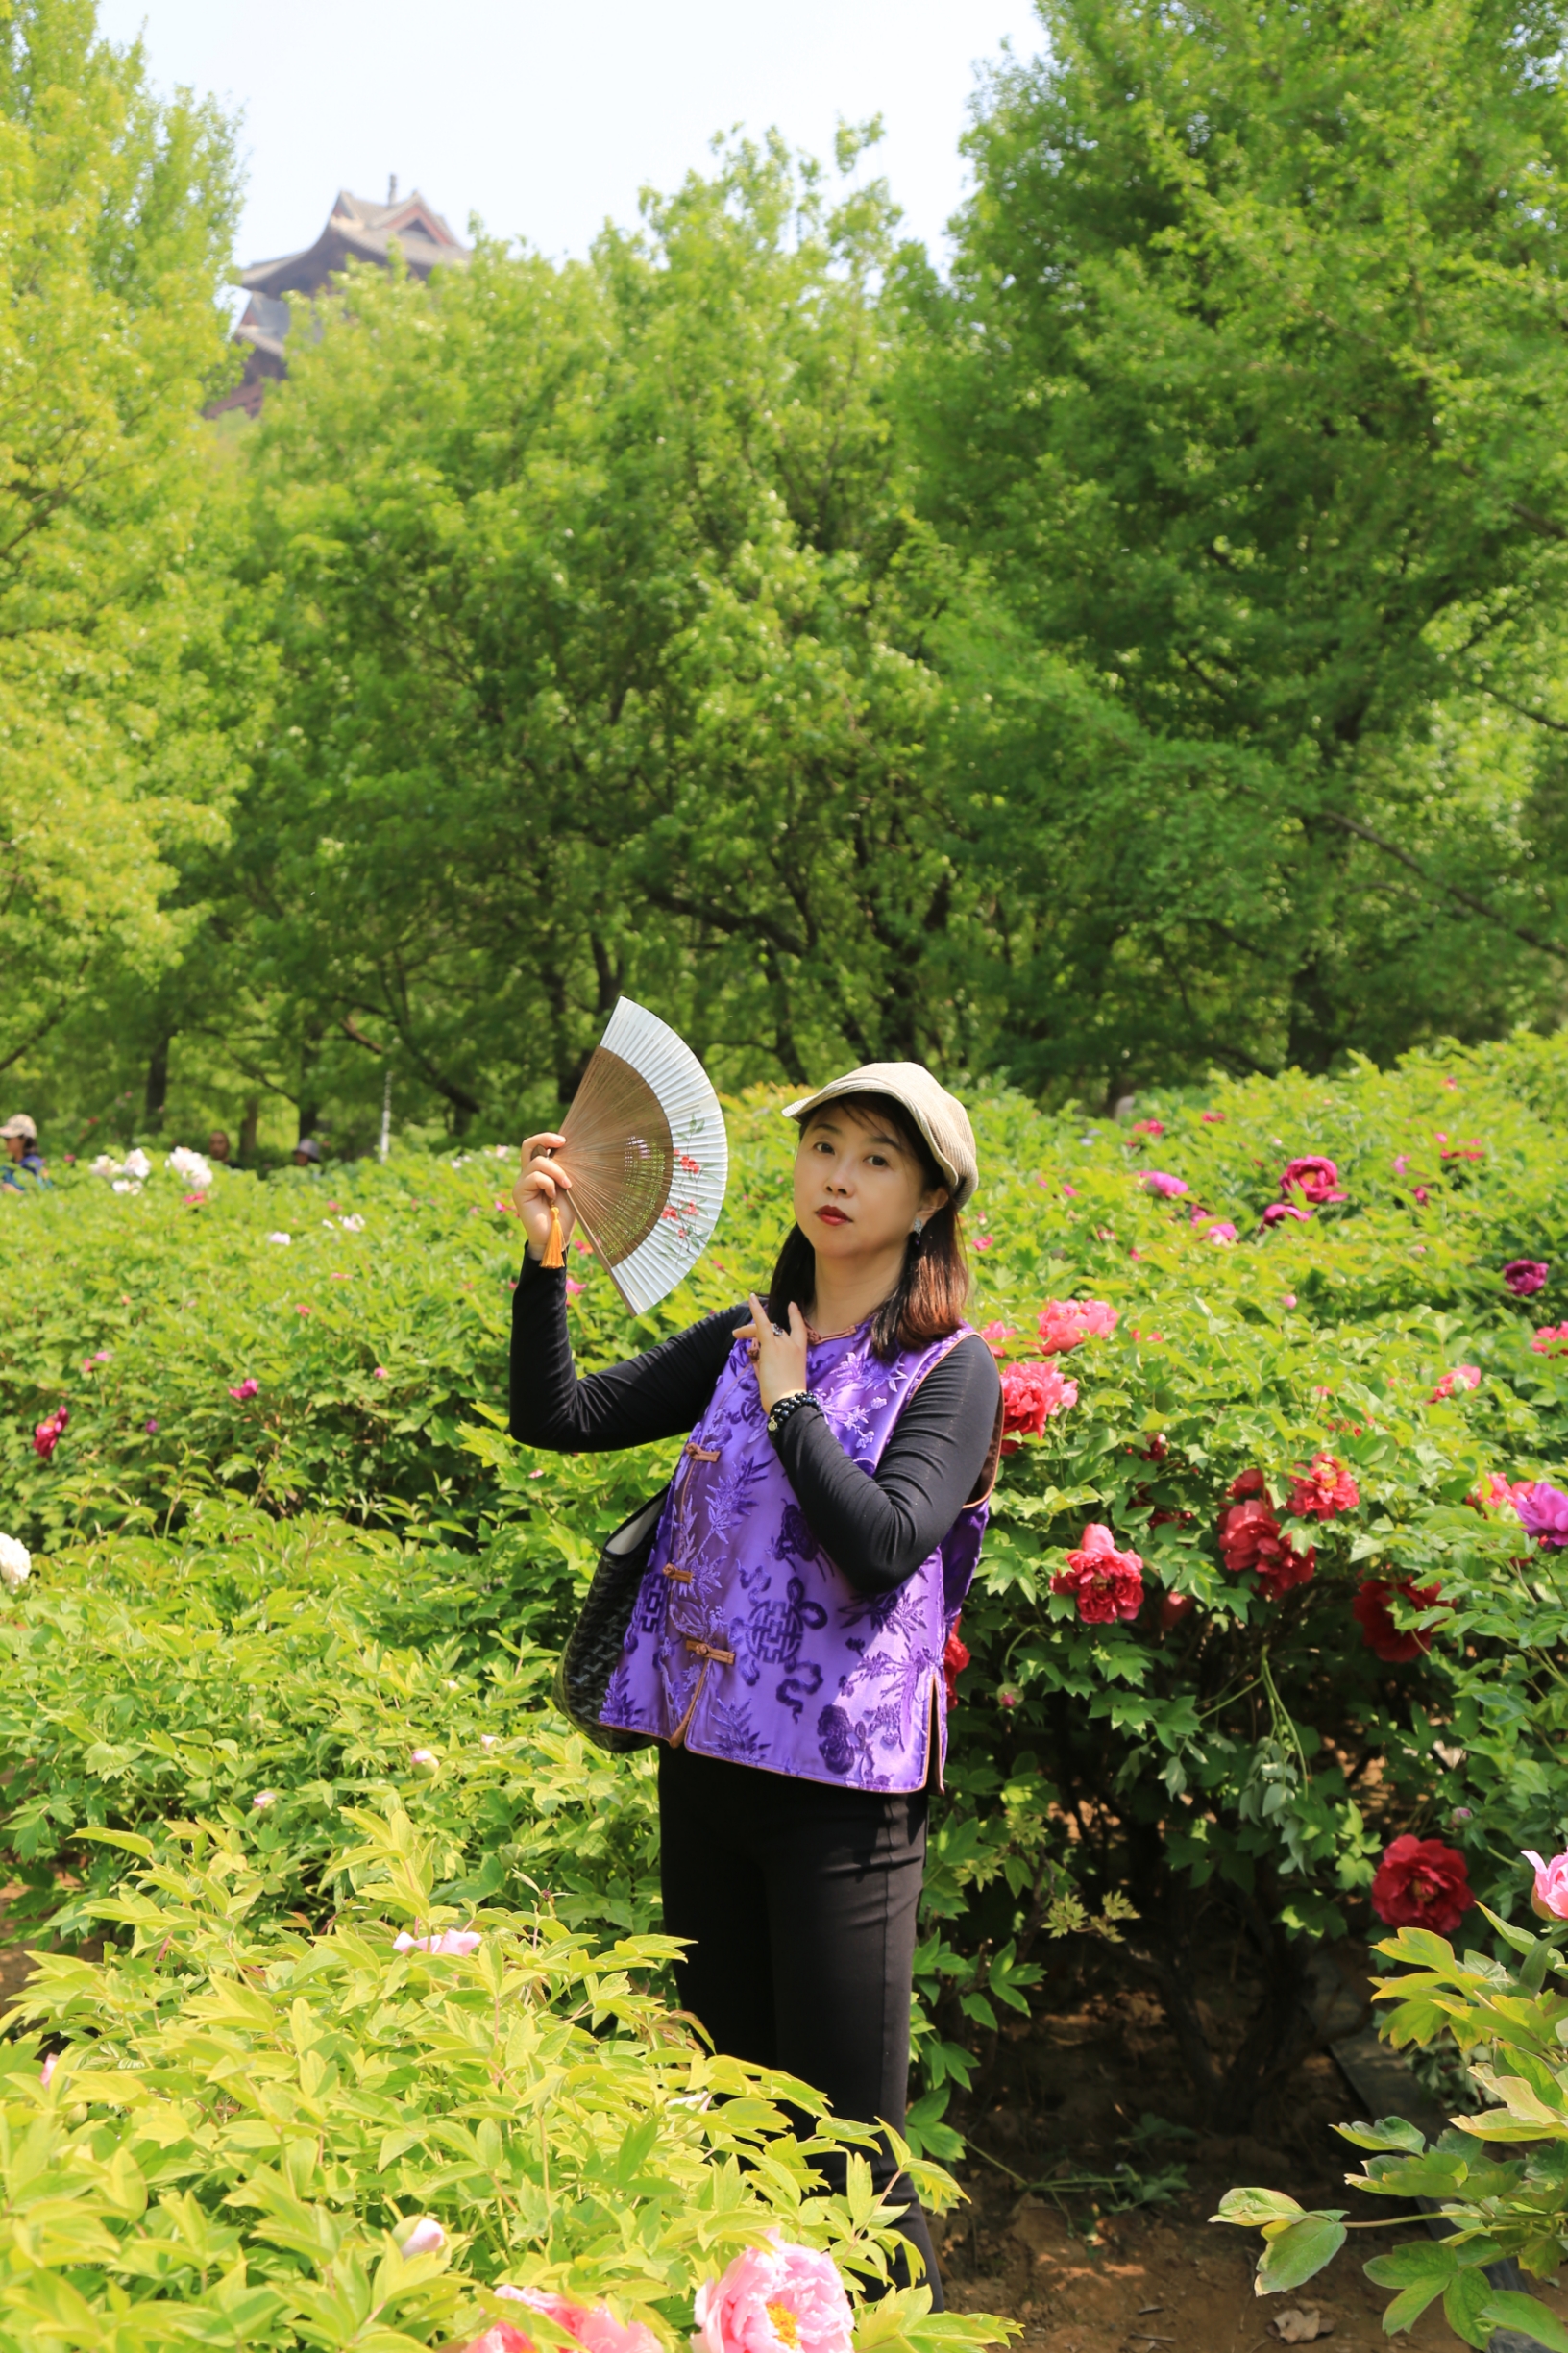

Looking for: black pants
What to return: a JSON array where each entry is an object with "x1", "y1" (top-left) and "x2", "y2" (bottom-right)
[{"x1": 658, "y1": 1744, "x2": 942, "y2": 2307}]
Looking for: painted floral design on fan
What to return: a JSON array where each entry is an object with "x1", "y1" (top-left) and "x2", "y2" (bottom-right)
[{"x1": 597, "y1": 1320, "x2": 991, "y2": 1788}]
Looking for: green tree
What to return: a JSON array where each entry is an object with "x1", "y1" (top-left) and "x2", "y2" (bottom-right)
[
  {"x1": 216, "y1": 133, "x2": 987, "y2": 1135},
  {"x1": 923, "y1": 0, "x2": 1568, "y2": 1089},
  {"x1": 0, "y1": 0, "x2": 242, "y2": 1093}
]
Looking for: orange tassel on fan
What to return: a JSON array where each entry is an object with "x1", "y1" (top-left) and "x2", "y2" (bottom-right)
[{"x1": 541, "y1": 1203, "x2": 565, "y2": 1268}]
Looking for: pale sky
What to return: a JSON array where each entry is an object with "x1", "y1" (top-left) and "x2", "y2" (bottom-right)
[{"x1": 94, "y1": 0, "x2": 1047, "y2": 283}]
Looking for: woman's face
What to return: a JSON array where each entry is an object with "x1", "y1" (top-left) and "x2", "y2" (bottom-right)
[{"x1": 793, "y1": 1107, "x2": 948, "y2": 1266}]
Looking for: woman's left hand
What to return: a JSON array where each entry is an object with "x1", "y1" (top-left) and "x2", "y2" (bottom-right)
[{"x1": 738, "y1": 1293, "x2": 810, "y2": 1413}]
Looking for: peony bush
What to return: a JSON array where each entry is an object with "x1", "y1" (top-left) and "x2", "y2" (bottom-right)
[{"x1": 6, "y1": 1036, "x2": 1568, "y2": 2152}]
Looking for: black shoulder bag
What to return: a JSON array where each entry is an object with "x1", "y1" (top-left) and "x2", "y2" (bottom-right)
[{"x1": 553, "y1": 1487, "x2": 666, "y2": 1754}]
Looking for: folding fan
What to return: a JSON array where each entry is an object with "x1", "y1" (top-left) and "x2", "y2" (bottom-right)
[{"x1": 539, "y1": 998, "x2": 728, "y2": 1315}]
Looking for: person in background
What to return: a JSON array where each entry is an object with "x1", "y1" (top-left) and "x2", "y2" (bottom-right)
[
  {"x1": 293, "y1": 1137, "x2": 324, "y2": 1168},
  {"x1": 0, "y1": 1115, "x2": 46, "y2": 1190},
  {"x1": 208, "y1": 1130, "x2": 233, "y2": 1164}
]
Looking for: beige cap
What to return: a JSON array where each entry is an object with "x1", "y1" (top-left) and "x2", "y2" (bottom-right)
[
  {"x1": 0, "y1": 1115, "x2": 37, "y2": 1141},
  {"x1": 782, "y1": 1062, "x2": 979, "y2": 1211}
]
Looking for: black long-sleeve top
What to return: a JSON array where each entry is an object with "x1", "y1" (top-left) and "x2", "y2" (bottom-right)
[{"x1": 508, "y1": 1258, "x2": 1001, "y2": 1596}]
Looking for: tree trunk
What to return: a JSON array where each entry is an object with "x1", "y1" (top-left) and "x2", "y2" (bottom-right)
[{"x1": 145, "y1": 1031, "x2": 172, "y2": 1125}]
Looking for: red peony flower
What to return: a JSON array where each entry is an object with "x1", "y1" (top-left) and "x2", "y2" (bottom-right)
[
  {"x1": 1287, "y1": 1452, "x2": 1360, "y2": 1520},
  {"x1": 1160, "y1": 1590, "x2": 1196, "y2": 1630},
  {"x1": 1370, "y1": 1834, "x2": 1474, "y2": 1935},
  {"x1": 1130, "y1": 1119, "x2": 1164, "y2": 1140},
  {"x1": 1218, "y1": 1493, "x2": 1315, "y2": 1599},
  {"x1": 942, "y1": 1619, "x2": 970, "y2": 1707},
  {"x1": 1037, "y1": 1298, "x2": 1118, "y2": 1354},
  {"x1": 1052, "y1": 1524, "x2": 1144, "y2": 1624},
  {"x1": 1352, "y1": 1578, "x2": 1448, "y2": 1664},
  {"x1": 999, "y1": 1360, "x2": 1079, "y2": 1453},
  {"x1": 1279, "y1": 1155, "x2": 1346, "y2": 1206}
]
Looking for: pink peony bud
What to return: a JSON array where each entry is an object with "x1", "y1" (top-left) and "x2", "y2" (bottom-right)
[
  {"x1": 1525, "y1": 1850, "x2": 1568, "y2": 1922},
  {"x1": 393, "y1": 1928, "x2": 481, "y2": 1956},
  {"x1": 227, "y1": 1377, "x2": 259, "y2": 1402},
  {"x1": 479, "y1": 1733, "x2": 498, "y2": 1749},
  {"x1": 693, "y1": 2234, "x2": 854, "y2": 2353},
  {"x1": 373, "y1": 1365, "x2": 390, "y2": 1379},
  {"x1": 997, "y1": 1686, "x2": 1021, "y2": 1709},
  {"x1": 410, "y1": 1747, "x2": 438, "y2": 1770},
  {"x1": 1262, "y1": 1202, "x2": 1312, "y2": 1227},
  {"x1": 40, "y1": 2050, "x2": 57, "y2": 2087},
  {"x1": 252, "y1": 1789, "x2": 277, "y2": 1810},
  {"x1": 395, "y1": 2216, "x2": 447, "y2": 2257}
]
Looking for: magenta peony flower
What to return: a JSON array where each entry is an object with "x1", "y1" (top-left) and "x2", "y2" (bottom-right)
[
  {"x1": 1262, "y1": 1202, "x2": 1312, "y2": 1228},
  {"x1": 1038, "y1": 1298, "x2": 1118, "y2": 1354},
  {"x1": 1279, "y1": 1155, "x2": 1345, "y2": 1206},
  {"x1": 692, "y1": 2235, "x2": 854, "y2": 2353},
  {"x1": 1431, "y1": 1365, "x2": 1481, "y2": 1402},
  {"x1": 227, "y1": 1377, "x2": 259, "y2": 1403},
  {"x1": 395, "y1": 2216, "x2": 447, "y2": 2258},
  {"x1": 1052, "y1": 1524, "x2": 1144, "y2": 1625},
  {"x1": 1371, "y1": 1835, "x2": 1474, "y2": 1935},
  {"x1": 1525, "y1": 1850, "x2": 1568, "y2": 1923},
  {"x1": 1517, "y1": 1481, "x2": 1568, "y2": 1549},
  {"x1": 1190, "y1": 1215, "x2": 1237, "y2": 1244},
  {"x1": 1532, "y1": 1325, "x2": 1568, "y2": 1357},
  {"x1": 1505, "y1": 1259, "x2": 1550, "y2": 1296},
  {"x1": 1143, "y1": 1170, "x2": 1188, "y2": 1198},
  {"x1": 394, "y1": 1928, "x2": 481, "y2": 1956},
  {"x1": 144, "y1": 1417, "x2": 159, "y2": 1435},
  {"x1": 999, "y1": 1360, "x2": 1078, "y2": 1453},
  {"x1": 32, "y1": 1404, "x2": 68, "y2": 1461}
]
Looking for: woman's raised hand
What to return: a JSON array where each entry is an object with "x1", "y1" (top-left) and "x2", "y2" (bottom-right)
[
  {"x1": 737, "y1": 1293, "x2": 810, "y2": 1413},
  {"x1": 514, "y1": 1132, "x2": 577, "y2": 1261}
]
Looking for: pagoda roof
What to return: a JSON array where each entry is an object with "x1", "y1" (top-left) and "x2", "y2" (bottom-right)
[{"x1": 239, "y1": 188, "x2": 470, "y2": 300}]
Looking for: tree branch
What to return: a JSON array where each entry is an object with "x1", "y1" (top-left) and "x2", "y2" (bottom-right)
[{"x1": 1320, "y1": 808, "x2": 1567, "y2": 964}]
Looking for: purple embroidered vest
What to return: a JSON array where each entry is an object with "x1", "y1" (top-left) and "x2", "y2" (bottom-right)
[{"x1": 599, "y1": 1320, "x2": 994, "y2": 1792}]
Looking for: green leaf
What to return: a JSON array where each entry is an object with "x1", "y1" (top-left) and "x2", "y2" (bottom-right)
[
  {"x1": 1253, "y1": 2215, "x2": 1347, "y2": 2293},
  {"x1": 1481, "y1": 2292, "x2": 1568, "y2": 2353},
  {"x1": 1212, "y1": 2188, "x2": 1305, "y2": 2227}
]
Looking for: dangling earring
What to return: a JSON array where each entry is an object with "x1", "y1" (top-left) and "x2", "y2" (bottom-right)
[{"x1": 910, "y1": 1214, "x2": 926, "y2": 1240}]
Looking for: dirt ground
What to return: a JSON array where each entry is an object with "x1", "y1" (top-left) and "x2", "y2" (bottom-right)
[{"x1": 935, "y1": 1985, "x2": 1568, "y2": 2352}]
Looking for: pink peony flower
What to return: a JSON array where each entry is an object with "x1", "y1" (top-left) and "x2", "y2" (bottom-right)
[
  {"x1": 1525, "y1": 1850, "x2": 1568, "y2": 1924},
  {"x1": 483, "y1": 2286, "x2": 661, "y2": 2353},
  {"x1": 1052, "y1": 1524, "x2": 1144, "y2": 1625},
  {"x1": 394, "y1": 1928, "x2": 481, "y2": 1956},
  {"x1": 1517, "y1": 1481, "x2": 1568, "y2": 1549},
  {"x1": 999, "y1": 1360, "x2": 1078, "y2": 1453},
  {"x1": 1279, "y1": 1156, "x2": 1345, "y2": 1206},
  {"x1": 978, "y1": 1320, "x2": 1017, "y2": 1357},
  {"x1": 1431, "y1": 1365, "x2": 1481, "y2": 1402},
  {"x1": 228, "y1": 1377, "x2": 259, "y2": 1403},
  {"x1": 1505, "y1": 1260, "x2": 1550, "y2": 1297},
  {"x1": 1200, "y1": 1111, "x2": 1225, "y2": 1123},
  {"x1": 1143, "y1": 1170, "x2": 1188, "y2": 1198},
  {"x1": 1533, "y1": 1325, "x2": 1568, "y2": 1357},
  {"x1": 1130, "y1": 1118, "x2": 1164, "y2": 1140},
  {"x1": 373, "y1": 1365, "x2": 390, "y2": 1379},
  {"x1": 396, "y1": 2216, "x2": 447, "y2": 2257},
  {"x1": 692, "y1": 2235, "x2": 854, "y2": 2353},
  {"x1": 1262, "y1": 1202, "x2": 1313, "y2": 1227},
  {"x1": 1371, "y1": 1835, "x2": 1474, "y2": 1935},
  {"x1": 1190, "y1": 1215, "x2": 1237, "y2": 1244},
  {"x1": 566, "y1": 1277, "x2": 586, "y2": 1295},
  {"x1": 1469, "y1": 1471, "x2": 1531, "y2": 1516},
  {"x1": 32, "y1": 1404, "x2": 68, "y2": 1460},
  {"x1": 972, "y1": 1235, "x2": 993, "y2": 1251},
  {"x1": 1287, "y1": 1453, "x2": 1360, "y2": 1520},
  {"x1": 1038, "y1": 1298, "x2": 1118, "y2": 1354},
  {"x1": 1352, "y1": 1579, "x2": 1447, "y2": 1664}
]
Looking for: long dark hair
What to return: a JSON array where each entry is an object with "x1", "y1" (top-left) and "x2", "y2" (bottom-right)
[{"x1": 766, "y1": 1091, "x2": 970, "y2": 1360}]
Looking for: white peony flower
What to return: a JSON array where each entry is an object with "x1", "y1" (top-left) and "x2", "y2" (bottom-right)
[
  {"x1": 166, "y1": 1148, "x2": 211, "y2": 1188},
  {"x1": 0, "y1": 1534, "x2": 30, "y2": 1592},
  {"x1": 266, "y1": 1231, "x2": 291, "y2": 1245},
  {"x1": 339, "y1": 1213, "x2": 365, "y2": 1232},
  {"x1": 111, "y1": 1178, "x2": 142, "y2": 1195},
  {"x1": 89, "y1": 1154, "x2": 120, "y2": 1180},
  {"x1": 123, "y1": 1148, "x2": 151, "y2": 1179}
]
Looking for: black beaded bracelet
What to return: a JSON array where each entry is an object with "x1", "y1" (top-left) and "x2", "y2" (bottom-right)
[{"x1": 766, "y1": 1389, "x2": 819, "y2": 1441}]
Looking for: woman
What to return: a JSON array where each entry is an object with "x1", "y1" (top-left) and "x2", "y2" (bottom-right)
[{"x1": 509, "y1": 1062, "x2": 1002, "y2": 2298}]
